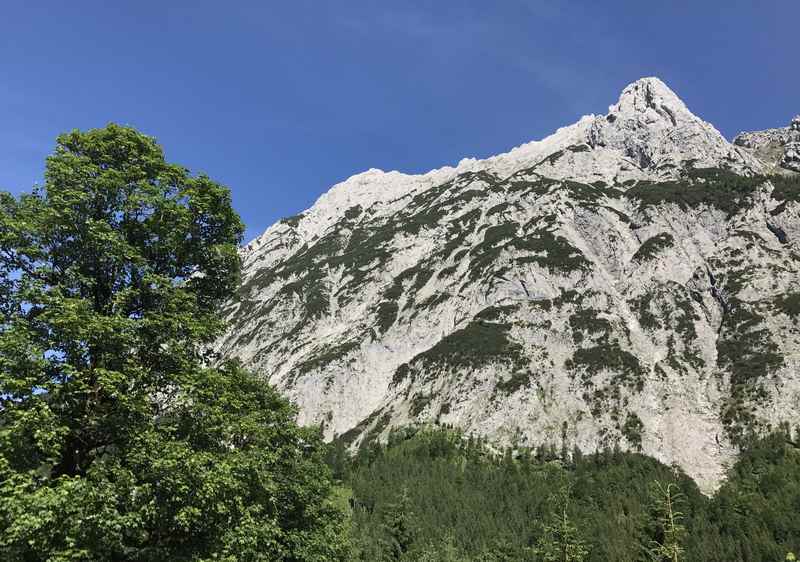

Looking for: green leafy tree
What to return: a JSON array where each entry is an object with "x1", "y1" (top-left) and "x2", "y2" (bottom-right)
[
  {"x1": 645, "y1": 481, "x2": 686, "y2": 562},
  {"x1": 0, "y1": 124, "x2": 346, "y2": 561},
  {"x1": 534, "y1": 479, "x2": 589, "y2": 562}
]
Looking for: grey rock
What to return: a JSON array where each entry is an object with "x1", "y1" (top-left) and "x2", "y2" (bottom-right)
[
  {"x1": 217, "y1": 78, "x2": 800, "y2": 494},
  {"x1": 735, "y1": 115, "x2": 800, "y2": 174}
]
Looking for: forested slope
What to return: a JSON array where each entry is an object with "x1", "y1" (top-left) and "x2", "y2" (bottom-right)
[{"x1": 331, "y1": 427, "x2": 800, "y2": 561}]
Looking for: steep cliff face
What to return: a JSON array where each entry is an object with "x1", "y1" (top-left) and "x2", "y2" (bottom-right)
[{"x1": 215, "y1": 78, "x2": 800, "y2": 493}]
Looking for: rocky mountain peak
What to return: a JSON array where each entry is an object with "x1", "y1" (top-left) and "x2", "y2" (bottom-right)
[
  {"x1": 611, "y1": 76, "x2": 689, "y2": 123},
  {"x1": 588, "y1": 77, "x2": 736, "y2": 172},
  {"x1": 220, "y1": 78, "x2": 800, "y2": 494}
]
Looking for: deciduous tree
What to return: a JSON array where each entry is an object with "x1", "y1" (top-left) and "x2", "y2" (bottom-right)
[{"x1": 0, "y1": 124, "x2": 346, "y2": 561}]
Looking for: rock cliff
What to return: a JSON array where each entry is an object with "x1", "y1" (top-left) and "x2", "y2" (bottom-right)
[{"x1": 215, "y1": 78, "x2": 800, "y2": 492}]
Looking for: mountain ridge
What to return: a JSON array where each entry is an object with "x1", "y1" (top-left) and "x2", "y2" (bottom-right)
[
  {"x1": 240, "y1": 77, "x2": 767, "y2": 273},
  {"x1": 217, "y1": 77, "x2": 800, "y2": 493}
]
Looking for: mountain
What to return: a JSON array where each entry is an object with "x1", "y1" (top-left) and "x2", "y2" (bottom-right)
[{"x1": 215, "y1": 77, "x2": 800, "y2": 493}]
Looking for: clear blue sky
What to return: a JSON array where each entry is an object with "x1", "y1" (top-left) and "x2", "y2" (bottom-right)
[{"x1": 1, "y1": 1, "x2": 797, "y2": 242}]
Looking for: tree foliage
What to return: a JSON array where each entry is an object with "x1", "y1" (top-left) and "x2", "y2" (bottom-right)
[
  {"x1": 336, "y1": 426, "x2": 800, "y2": 561},
  {"x1": 533, "y1": 480, "x2": 589, "y2": 562},
  {"x1": 380, "y1": 487, "x2": 417, "y2": 560},
  {"x1": 0, "y1": 124, "x2": 346, "y2": 561},
  {"x1": 645, "y1": 481, "x2": 686, "y2": 561}
]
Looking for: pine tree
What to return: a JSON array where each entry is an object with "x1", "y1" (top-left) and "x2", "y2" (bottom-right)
[
  {"x1": 645, "y1": 481, "x2": 687, "y2": 562},
  {"x1": 381, "y1": 486, "x2": 417, "y2": 560},
  {"x1": 533, "y1": 479, "x2": 589, "y2": 562},
  {"x1": 415, "y1": 531, "x2": 462, "y2": 562}
]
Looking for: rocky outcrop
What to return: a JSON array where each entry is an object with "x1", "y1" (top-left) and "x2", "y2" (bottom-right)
[
  {"x1": 217, "y1": 78, "x2": 800, "y2": 494},
  {"x1": 783, "y1": 116, "x2": 800, "y2": 172},
  {"x1": 734, "y1": 115, "x2": 800, "y2": 173}
]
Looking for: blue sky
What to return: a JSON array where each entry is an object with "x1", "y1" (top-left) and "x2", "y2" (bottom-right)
[{"x1": 1, "y1": 1, "x2": 797, "y2": 242}]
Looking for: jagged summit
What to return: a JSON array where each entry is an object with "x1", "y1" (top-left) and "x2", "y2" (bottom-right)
[
  {"x1": 588, "y1": 77, "x2": 739, "y2": 172},
  {"x1": 611, "y1": 77, "x2": 689, "y2": 119}
]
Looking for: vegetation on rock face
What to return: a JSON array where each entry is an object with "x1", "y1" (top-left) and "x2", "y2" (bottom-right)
[
  {"x1": 774, "y1": 292, "x2": 800, "y2": 321},
  {"x1": 625, "y1": 168, "x2": 766, "y2": 217},
  {"x1": 717, "y1": 304, "x2": 783, "y2": 388},
  {"x1": 392, "y1": 309, "x2": 527, "y2": 386},
  {"x1": 515, "y1": 229, "x2": 592, "y2": 274},
  {"x1": 569, "y1": 342, "x2": 645, "y2": 389},
  {"x1": 279, "y1": 213, "x2": 304, "y2": 228},
  {"x1": 770, "y1": 174, "x2": 800, "y2": 202},
  {"x1": 332, "y1": 426, "x2": 800, "y2": 562},
  {"x1": 375, "y1": 300, "x2": 400, "y2": 334},
  {"x1": 293, "y1": 341, "x2": 360, "y2": 379},
  {"x1": 717, "y1": 300, "x2": 784, "y2": 445},
  {"x1": 564, "y1": 298, "x2": 646, "y2": 424},
  {"x1": 0, "y1": 125, "x2": 346, "y2": 561},
  {"x1": 621, "y1": 412, "x2": 645, "y2": 450},
  {"x1": 494, "y1": 369, "x2": 535, "y2": 395},
  {"x1": 632, "y1": 233, "x2": 675, "y2": 262}
]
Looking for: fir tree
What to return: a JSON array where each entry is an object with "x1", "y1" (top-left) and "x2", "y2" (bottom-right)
[
  {"x1": 533, "y1": 479, "x2": 589, "y2": 562},
  {"x1": 381, "y1": 486, "x2": 417, "y2": 560},
  {"x1": 645, "y1": 481, "x2": 686, "y2": 562}
]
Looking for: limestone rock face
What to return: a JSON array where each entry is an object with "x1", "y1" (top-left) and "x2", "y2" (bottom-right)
[
  {"x1": 588, "y1": 78, "x2": 742, "y2": 173},
  {"x1": 734, "y1": 115, "x2": 800, "y2": 173},
  {"x1": 217, "y1": 78, "x2": 800, "y2": 494}
]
